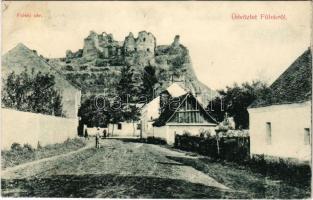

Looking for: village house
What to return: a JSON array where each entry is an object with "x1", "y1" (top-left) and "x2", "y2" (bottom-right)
[
  {"x1": 140, "y1": 83, "x2": 187, "y2": 139},
  {"x1": 85, "y1": 122, "x2": 141, "y2": 138},
  {"x1": 1, "y1": 43, "x2": 81, "y2": 149},
  {"x1": 107, "y1": 122, "x2": 140, "y2": 137},
  {"x1": 248, "y1": 48, "x2": 311, "y2": 162},
  {"x1": 2, "y1": 43, "x2": 82, "y2": 119},
  {"x1": 84, "y1": 103, "x2": 144, "y2": 138},
  {"x1": 141, "y1": 83, "x2": 218, "y2": 144}
]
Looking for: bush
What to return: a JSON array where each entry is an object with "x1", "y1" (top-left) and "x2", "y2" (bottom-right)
[
  {"x1": 65, "y1": 65, "x2": 74, "y2": 71},
  {"x1": 90, "y1": 68, "x2": 109, "y2": 72},
  {"x1": 11, "y1": 143, "x2": 23, "y2": 151},
  {"x1": 174, "y1": 134, "x2": 250, "y2": 162},
  {"x1": 23, "y1": 144, "x2": 34, "y2": 152},
  {"x1": 95, "y1": 59, "x2": 107, "y2": 67},
  {"x1": 109, "y1": 58, "x2": 125, "y2": 66},
  {"x1": 2, "y1": 69, "x2": 65, "y2": 117},
  {"x1": 79, "y1": 65, "x2": 88, "y2": 71},
  {"x1": 146, "y1": 137, "x2": 167, "y2": 145},
  {"x1": 248, "y1": 154, "x2": 311, "y2": 186},
  {"x1": 174, "y1": 134, "x2": 311, "y2": 186}
]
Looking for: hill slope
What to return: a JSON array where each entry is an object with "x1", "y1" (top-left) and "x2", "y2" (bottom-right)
[{"x1": 3, "y1": 31, "x2": 217, "y2": 105}]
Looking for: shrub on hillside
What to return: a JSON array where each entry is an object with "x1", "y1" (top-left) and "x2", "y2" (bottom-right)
[
  {"x1": 11, "y1": 143, "x2": 23, "y2": 151},
  {"x1": 79, "y1": 65, "x2": 88, "y2": 71},
  {"x1": 95, "y1": 59, "x2": 108, "y2": 67},
  {"x1": 23, "y1": 144, "x2": 34, "y2": 152},
  {"x1": 109, "y1": 58, "x2": 125, "y2": 66},
  {"x1": 65, "y1": 65, "x2": 74, "y2": 71}
]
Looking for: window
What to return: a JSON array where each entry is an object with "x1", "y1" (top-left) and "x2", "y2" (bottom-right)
[
  {"x1": 266, "y1": 122, "x2": 271, "y2": 145},
  {"x1": 137, "y1": 124, "x2": 141, "y2": 130},
  {"x1": 117, "y1": 123, "x2": 122, "y2": 130},
  {"x1": 304, "y1": 128, "x2": 310, "y2": 145},
  {"x1": 147, "y1": 48, "x2": 150, "y2": 52},
  {"x1": 143, "y1": 37, "x2": 146, "y2": 42}
]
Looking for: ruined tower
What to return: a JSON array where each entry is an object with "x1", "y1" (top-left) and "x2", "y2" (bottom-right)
[{"x1": 123, "y1": 31, "x2": 156, "y2": 55}]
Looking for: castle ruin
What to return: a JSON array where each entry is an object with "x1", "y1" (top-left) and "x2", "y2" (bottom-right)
[{"x1": 70, "y1": 31, "x2": 156, "y2": 61}]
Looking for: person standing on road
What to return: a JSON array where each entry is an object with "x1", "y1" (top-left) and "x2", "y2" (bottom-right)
[
  {"x1": 95, "y1": 128, "x2": 100, "y2": 149},
  {"x1": 95, "y1": 133, "x2": 100, "y2": 149},
  {"x1": 103, "y1": 129, "x2": 107, "y2": 139},
  {"x1": 84, "y1": 129, "x2": 89, "y2": 140}
]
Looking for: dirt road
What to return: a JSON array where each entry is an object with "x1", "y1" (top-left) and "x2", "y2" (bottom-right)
[{"x1": 1, "y1": 138, "x2": 309, "y2": 198}]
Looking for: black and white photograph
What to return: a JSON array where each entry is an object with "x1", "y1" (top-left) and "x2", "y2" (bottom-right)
[{"x1": 1, "y1": 1, "x2": 312, "y2": 198}]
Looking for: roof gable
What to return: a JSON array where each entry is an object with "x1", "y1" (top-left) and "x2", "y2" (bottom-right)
[
  {"x1": 153, "y1": 93, "x2": 217, "y2": 127},
  {"x1": 2, "y1": 43, "x2": 81, "y2": 91}
]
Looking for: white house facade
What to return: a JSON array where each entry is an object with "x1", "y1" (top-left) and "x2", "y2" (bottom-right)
[
  {"x1": 141, "y1": 82, "x2": 218, "y2": 144},
  {"x1": 108, "y1": 122, "x2": 140, "y2": 137},
  {"x1": 248, "y1": 101, "x2": 311, "y2": 161},
  {"x1": 140, "y1": 83, "x2": 189, "y2": 138},
  {"x1": 248, "y1": 48, "x2": 312, "y2": 163}
]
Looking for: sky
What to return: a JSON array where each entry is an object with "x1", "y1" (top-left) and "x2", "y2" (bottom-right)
[{"x1": 2, "y1": 1, "x2": 311, "y2": 90}]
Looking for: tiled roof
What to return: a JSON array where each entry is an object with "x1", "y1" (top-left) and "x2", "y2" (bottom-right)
[{"x1": 250, "y1": 48, "x2": 312, "y2": 108}]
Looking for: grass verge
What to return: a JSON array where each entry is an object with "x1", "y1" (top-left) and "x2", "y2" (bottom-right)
[{"x1": 1, "y1": 138, "x2": 86, "y2": 169}]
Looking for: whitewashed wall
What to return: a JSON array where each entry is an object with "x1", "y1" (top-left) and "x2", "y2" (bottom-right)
[
  {"x1": 141, "y1": 121, "x2": 155, "y2": 138},
  {"x1": 151, "y1": 124, "x2": 216, "y2": 145},
  {"x1": 248, "y1": 101, "x2": 311, "y2": 161},
  {"x1": 108, "y1": 122, "x2": 140, "y2": 137},
  {"x1": 140, "y1": 96, "x2": 160, "y2": 138},
  {"x1": 85, "y1": 127, "x2": 108, "y2": 136},
  {"x1": 1, "y1": 108, "x2": 79, "y2": 150},
  {"x1": 151, "y1": 126, "x2": 168, "y2": 140}
]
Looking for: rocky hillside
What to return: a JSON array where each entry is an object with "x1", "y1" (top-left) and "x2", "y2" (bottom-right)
[
  {"x1": 2, "y1": 31, "x2": 216, "y2": 105},
  {"x1": 48, "y1": 31, "x2": 216, "y2": 103}
]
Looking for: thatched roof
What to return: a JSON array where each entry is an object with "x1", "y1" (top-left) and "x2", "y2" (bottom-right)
[{"x1": 250, "y1": 48, "x2": 312, "y2": 108}]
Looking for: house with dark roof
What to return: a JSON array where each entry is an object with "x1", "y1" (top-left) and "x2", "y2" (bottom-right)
[
  {"x1": 248, "y1": 48, "x2": 312, "y2": 162},
  {"x1": 1, "y1": 43, "x2": 82, "y2": 149},
  {"x1": 141, "y1": 83, "x2": 217, "y2": 144},
  {"x1": 2, "y1": 43, "x2": 82, "y2": 119}
]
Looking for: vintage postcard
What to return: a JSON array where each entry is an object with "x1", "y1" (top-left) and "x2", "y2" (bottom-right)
[{"x1": 1, "y1": 1, "x2": 312, "y2": 198}]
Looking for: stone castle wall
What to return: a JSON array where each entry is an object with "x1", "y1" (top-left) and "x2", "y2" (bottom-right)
[
  {"x1": 124, "y1": 31, "x2": 156, "y2": 54},
  {"x1": 77, "y1": 31, "x2": 156, "y2": 60}
]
